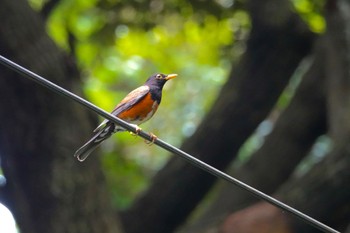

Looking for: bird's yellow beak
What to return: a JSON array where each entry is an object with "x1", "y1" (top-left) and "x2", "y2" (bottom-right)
[{"x1": 165, "y1": 74, "x2": 177, "y2": 80}]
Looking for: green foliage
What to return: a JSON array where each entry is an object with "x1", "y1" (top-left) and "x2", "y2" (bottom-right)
[
  {"x1": 28, "y1": 0, "x2": 47, "y2": 11},
  {"x1": 291, "y1": 0, "x2": 326, "y2": 33},
  {"x1": 44, "y1": 0, "x2": 250, "y2": 208},
  {"x1": 31, "y1": 0, "x2": 325, "y2": 209},
  {"x1": 37, "y1": 0, "x2": 325, "y2": 209}
]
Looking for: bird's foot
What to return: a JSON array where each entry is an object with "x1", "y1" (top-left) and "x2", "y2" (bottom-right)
[
  {"x1": 145, "y1": 132, "x2": 157, "y2": 146},
  {"x1": 135, "y1": 126, "x2": 142, "y2": 134},
  {"x1": 129, "y1": 125, "x2": 142, "y2": 137}
]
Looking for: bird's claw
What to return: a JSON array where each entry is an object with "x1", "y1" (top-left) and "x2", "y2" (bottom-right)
[
  {"x1": 135, "y1": 126, "x2": 142, "y2": 134},
  {"x1": 129, "y1": 126, "x2": 157, "y2": 145},
  {"x1": 129, "y1": 125, "x2": 142, "y2": 137},
  {"x1": 145, "y1": 133, "x2": 157, "y2": 146}
]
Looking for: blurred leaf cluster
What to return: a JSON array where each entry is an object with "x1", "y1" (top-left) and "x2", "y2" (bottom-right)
[
  {"x1": 26, "y1": 0, "x2": 250, "y2": 208},
  {"x1": 27, "y1": 0, "x2": 325, "y2": 209},
  {"x1": 291, "y1": 0, "x2": 326, "y2": 33}
]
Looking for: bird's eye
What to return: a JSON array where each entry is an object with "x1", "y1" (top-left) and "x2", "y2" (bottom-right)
[{"x1": 156, "y1": 74, "x2": 162, "y2": 79}]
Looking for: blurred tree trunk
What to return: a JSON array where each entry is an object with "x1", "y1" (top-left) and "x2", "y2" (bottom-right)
[
  {"x1": 278, "y1": 142, "x2": 350, "y2": 233},
  {"x1": 278, "y1": 1, "x2": 350, "y2": 231},
  {"x1": 346, "y1": 225, "x2": 350, "y2": 233},
  {"x1": 121, "y1": 1, "x2": 314, "y2": 232},
  {"x1": 0, "y1": 0, "x2": 123, "y2": 233},
  {"x1": 213, "y1": 0, "x2": 350, "y2": 232},
  {"x1": 220, "y1": 128, "x2": 350, "y2": 233},
  {"x1": 4, "y1": 0, "x2": 349, "y2": 233},
  {"x1": 182, "y1": 39, "x2": 327, "y2": 232}
]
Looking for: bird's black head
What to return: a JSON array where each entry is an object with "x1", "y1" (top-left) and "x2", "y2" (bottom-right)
[{"x1": 145, "y1": 73, "x2": 177, "y2": 88}]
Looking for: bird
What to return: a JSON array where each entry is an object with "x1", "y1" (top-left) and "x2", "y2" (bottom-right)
[{"x1": 74, "y1": 73, "x2": 177, "y2": 162}]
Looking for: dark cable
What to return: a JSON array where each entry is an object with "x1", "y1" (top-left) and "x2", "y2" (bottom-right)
[{"x1": 0, "y1": 55, "x2": 340, "y2": 233}]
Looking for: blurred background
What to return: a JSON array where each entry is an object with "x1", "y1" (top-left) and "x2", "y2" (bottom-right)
[{"x1": 0, "y1": 0, "x2": 349, "y2": 232}]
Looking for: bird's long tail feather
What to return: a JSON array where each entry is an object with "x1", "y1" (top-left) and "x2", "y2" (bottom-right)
[{"x1": 74, "y1": 124, "x2": 114, "y2": 162}]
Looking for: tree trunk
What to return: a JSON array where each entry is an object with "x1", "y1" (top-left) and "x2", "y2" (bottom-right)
[
  {"x1": 0, "y1": 0, "x2": 123, "y2": 232},
  {"x1": 182, "y1": 38, "x2": 327, "y2": 232},
  {"x1": 214, "y1": 0, "x2": 350, "y2": 232},
  {"x1": 220, "y1": 140, "x2": 350, "y2": 233},
  {"x1": 278, "y1": 142, "x2": 350, "y2": 233},
  {"x1": 121, "y1": 0, "x2": 315, "y2": 232}
]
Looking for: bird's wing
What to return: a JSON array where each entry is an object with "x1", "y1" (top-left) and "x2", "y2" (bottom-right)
[
  {"x1": 93, "y1": 85, "x2": 150, "y2": 132},
  {"x1": 75, "y1": 123, "x2": 114, "y2": 161}
]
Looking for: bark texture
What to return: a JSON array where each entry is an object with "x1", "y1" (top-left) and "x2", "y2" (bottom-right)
[{"x1": 0, "y1": 0, "x2": 123, "y2": 232}]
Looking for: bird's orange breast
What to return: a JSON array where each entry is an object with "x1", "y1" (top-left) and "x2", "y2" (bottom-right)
[{"x1": 117, "y1": 92, "x2": 158, "y2": 124}]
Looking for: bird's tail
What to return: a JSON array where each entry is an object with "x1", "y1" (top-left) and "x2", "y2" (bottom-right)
[{"x1": 74, "y1": 124, "x2": 115, "y2": 162}]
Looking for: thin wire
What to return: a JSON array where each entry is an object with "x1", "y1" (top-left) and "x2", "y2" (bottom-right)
[{"x1": 0, "y1": 55, "x2": 340, "y2": 233}]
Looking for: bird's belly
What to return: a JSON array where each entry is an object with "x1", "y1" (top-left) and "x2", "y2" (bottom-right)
[{"x1": 117, "y1": 93, "x2": 159, "y2": 125}]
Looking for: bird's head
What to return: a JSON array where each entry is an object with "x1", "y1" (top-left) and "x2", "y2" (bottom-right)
[{"x1": 145, "y1": 73, "x2": 177, "y2": 88}]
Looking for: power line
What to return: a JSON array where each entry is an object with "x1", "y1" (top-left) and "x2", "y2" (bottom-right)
[{"x1": 0, "y1": 55, "x2": 340, "y2": 233}]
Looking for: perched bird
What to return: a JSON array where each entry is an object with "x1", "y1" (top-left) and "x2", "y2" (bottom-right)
[{"x1": 74, "y1": 73, "x2": 177, "y2": 162}]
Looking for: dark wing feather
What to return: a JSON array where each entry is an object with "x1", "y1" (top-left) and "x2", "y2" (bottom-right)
[
  {"x1": 75, "y1": 123, "x2": 115, "y2": 161},
  {"x1": 94, "y1": 85, "x2": 150, "y2": 132}
]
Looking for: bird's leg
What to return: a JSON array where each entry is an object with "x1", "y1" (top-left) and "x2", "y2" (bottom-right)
[
  {"x1": 129, "y1": 124, "x2": 142, "y2": 137},
  {"x1": 145, "y1": 132, "x2": 157, "y2": 146},
  {"x1": 128, "y1": 124, "x2": 156, "y2": 145},
  {"x1": 135, "y1": 125, "x2": 142, "y2": 134}
]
